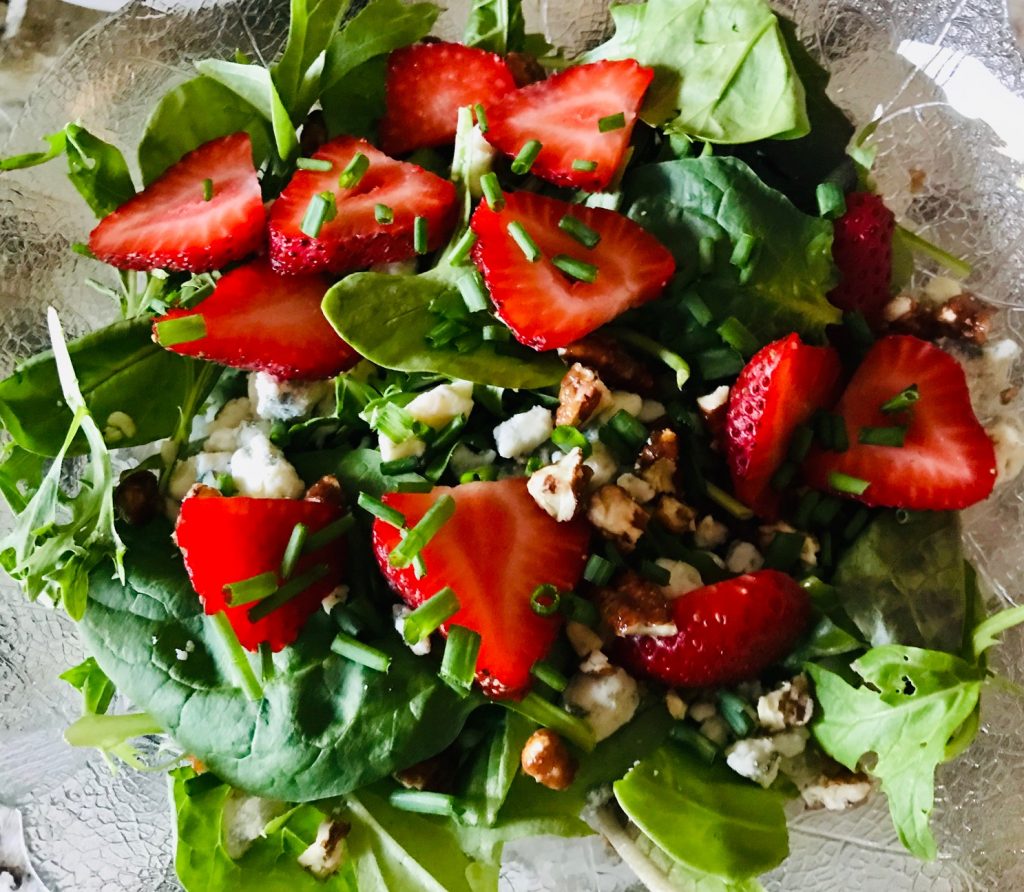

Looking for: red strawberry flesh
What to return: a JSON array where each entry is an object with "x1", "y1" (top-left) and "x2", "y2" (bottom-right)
[{"x1": 828, "y1": 191, "x2": 896, "y2": 325}]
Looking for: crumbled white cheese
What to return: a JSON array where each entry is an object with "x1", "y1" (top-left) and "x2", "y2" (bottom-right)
[
  {"x1": 598, "y1": 391, "x2": 644, "y2": 422},
  {"x1": 757, "y1": 675, "x2": 814, "y2": 731},
  {"x1": 222, "y1": 791, "x2": 288, "y2": 859},
  {"x1": 322, "y1": 585, "x2": 349, "y2": 614},
  {"x1": 638, "y1": 399, "x2": 666, "y2": 423},
  {"x1": 923, "y1": 275, "x2": 963, "y2": 303},
  {"x1": 584, "y1": 441, "x2": 619, "y2": 488},
  {"x1": 204, "y1": 397, "x2": 256, "y2": 451},
  {"x1": 249, "y1": 372, "x2": 332, "y2": 422},
  {"x1": 656, "y1": 558, "x2": 703, "y2": 599},
  {"x1": 103, "y1": 410, "x2": 137, "y2": 444},
  {"x1": 665, "y1": 690, "x2": 688, "y2": 720},
  {"x1": 493, "y1": 406, "x2": 554, "y2": 459},
  {"x1": 231, "y1": 429, "x2": 305, "y2": 499},
  {"x1": 882, "y1": 294, "x2": 914, "y2": 322},
  {"x1": 957, "y1": 337, "x2": 1021, "y2": 420},
  {"x1": 528, "y1": 448, "x2": 589, "y2": 521},
  {"x1": 563, "y1": 666, "x2": 640, "y2": 742},
  {"x1": 725, "y1": 737, "x2": 781, "y2": 788},
  {"x1": 725, "y1": 541, "x2": 764, "y2": 575},
  {"x1": 566, "y1": 621, "x2": 604, "y2": 657},
  {"x1": 696, "y1": 385, "x2": 731, "y2": 416},
  {"x1": 800, "y1": 774, "x2": 874, "y2": 811},
  {"x1": 378, "y1": 433, "x2": 427, "y2": 463},
  {"x1": 616, "y1": 472, "x2": 656, "y2": 504},
  {"x1": 297, "y1": 819, "x2": 348, "y2": 879},
  {"x1": 693, "y1": 515, "x2": 729, "y2": 549},
  {"x1": 404, "y1": 380, "x2": 474, "y2": 430},
  {"x1": 990, "y1": 418, "x2": 1024, "y2": 483}
]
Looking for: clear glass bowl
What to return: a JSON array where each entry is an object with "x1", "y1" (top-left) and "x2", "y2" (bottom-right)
[{"x1": 1, "y1": 1, "x2": 1024, "y2": 889}]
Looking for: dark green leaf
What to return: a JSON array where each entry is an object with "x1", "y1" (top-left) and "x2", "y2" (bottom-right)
[
  {"x1": 273, "y1": 0, "x2": 353, "y2": 113},
  {"x1": 63, "y1": 124, "x2": 136, "y2": 218},
  {"x1": 290, "y1": 447, "x2": 426, "y2": 496}
]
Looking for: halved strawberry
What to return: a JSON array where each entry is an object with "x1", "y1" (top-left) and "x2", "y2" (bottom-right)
[
  {"x1": 616, "y1": 571, "x2": 812, "y2": 688},
  {"x1": 268, "y1": 136, "x2": 457, "y2": 275},
  {"x1": 828, "y1": 192, "x2": 896, "y2": 325},
  {"x1": 804, "y1": 335, "x2": 996, "y2": 509},
  {"x1": 379, "y1": 42, "x2": 517, "y2": 156},
  {"x1": 153, "y1": 259, "x2": 359, "y2": 380},
  {"x1": 372, "y1": 479, "x2": 590, "y2": 698},
  {"x1": 471, "y1": 191, "x2": 675, "y2": 350},
  {"x1": 725, "y1": 334, "x2": 843, "y2": 518},
  {"x1": 176, "y1": 483, "x2": 346, "y2": 652},
  {"x1": 482, "y1": 60, "x2": 653, "y2": 192},
  {"x1": 89, "y1": 132, "x2": 264, "y2": 272}
]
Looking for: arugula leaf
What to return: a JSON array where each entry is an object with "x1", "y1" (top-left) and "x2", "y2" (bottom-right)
[
  {"x1": 463, "y1": 0, "x2": 526, "y2": 54},
  {"x1": 272, "y1": 0, "x2": 353, "y2": 114},
  {"x1": 60, "y1": 657, "x2": 116, "y2": 715},
  {"x1": 620, "y1": 157, "x2": 839, "y2": 342},
  {"x1": 832, "y1": 511, "x2": 967, "y2": 654},
  {"x1": 0, "y1": 317, "x2": 219, "y2": 457},
  {"x1": 585, "y1": 0, "x2": 809, "y2": 144},
  {"x1": 79, "y1": 520, "x2": 479, "y2": 801},
  {"x1": 613, "y1": 744, "x2": 789, "y2": 880},
  {"x1": 321, "y1": 272, "x2": 564, "y2": 388}
]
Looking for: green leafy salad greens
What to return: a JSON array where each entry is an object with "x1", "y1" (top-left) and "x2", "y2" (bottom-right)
[{"x1": 1, "y1": 0, "x2": 1022, "y2": 889}]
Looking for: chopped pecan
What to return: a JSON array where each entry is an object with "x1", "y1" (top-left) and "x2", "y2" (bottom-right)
[
  {"x1": 305, "y1": 475, "x2": 345, "y2": 509},
  {"x1": 636, "y1": 428, "x2": 679, "y2": 494},
  {"x1": 558, "y1": 334, "x2": 656, "y2": 394},
  {"x1": 556, "y1": 362, "x2": 612, "y2": 427},
  {"x1": 653, "y1": 494, "x2": 697, "y2": 534},
  {"x1": 527, "y1": 448, "x2": 593, "y2": 522},
  {"x1": 696, "y1": 386, "x2": 730, "y2": 442},
  {"x1": 115, "y1": 470, "x2": 162, "y2": 526},
  {"x1": 757, "y1": 674, "x2": 814, "y2": 731},
  {"x1": 521, "y1": 729, "x2": 577, "y2": 791},
  {"x1": 1002, "y1": 386, "x2": 1020, "y2": 405},
  {"x1": 586, "y1": 484, "x2": 649, "y2": 552},
  {"x1": 595, "y1": 571, "x2": 677, "y2": 637},
  {"x1": 887, "y1": 292, "x2": 994, "y2": 346},
  {"x1": 394, "y1": 751, "x2": 456, "y2": 793},
  {"x1": 908, "y1": 167, "x2": 927, "y2": 194},
  {"x1": 506, "y1": 51, "x2": 547, "y2": 86}
]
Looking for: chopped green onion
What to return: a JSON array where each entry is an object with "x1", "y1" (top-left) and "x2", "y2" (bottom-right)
[
  {"x1": 530, "y1": 584, "x2": 561, "y2": 617},
  {"x1": 413, "y1": 216, "x2": 429, "y2": 254},
  {"x1": 209, "y1": 612, "x2": 262, "y2": 700},
  {"x1": 858, "y1": 425, "x2": 907, "y2": 447},
  {"x1": 338, "y1": 151, "x2": 369, "y2": 189},
  {"x1": 473, "y1": 103, "x2": 489, "y2": 133},
  {"x1": 154, "y1": 315, "x2": 206, "y2": 347},
  {"x1": 550, "y1": 425, "x2": 592, "y2": 458},
  {"x1": 331, "y1": 632, "x2": 391, "y2": 672},
  {"x1": 717, "y1": 691, "x2": 756, "y2": 737},
  {"x1": 427, "y1": 318, "x2": 467, "y2": 348},
  {"x1": 389, "y1": 495, "x2": 455, "y2": 569},
  {"x1": 413, "y1": 553, "x2": 428, "y2": 578},
  {"x1": 389, "y1": 790, "x2": 459, "y2": 816},
  {"x1": 695, "y1": 347, "x2": 744, "y2": 380},
  {"x1": 305, "y1": 514, "x2": 354, "y2": 551},
  {"x1": 730, "y1": 233, "x2": 757, "y2": 268},
  {"x1": 789, "y1": 425, "x2": 814, "y2": 463},
  {"x1": 607, "y1": 409, "x2": 648, "y2": 451},
  {"x1": 815, "y1": 182, "x2": 846, "y2": 219},
  {"x1": 459, "y1": 465, "x2": 498, "y2": 483},
  {"x1": 558, "y1": 214, "x2": 601, "y2": 250},
  {"x1": 297, "y1": 156, "x2": 333, "y2": 172},
  {"x1": 706, "y1": 482, "x2": 754, "y2": 520},
  {"x1": 482, "y1": 324, "x2": 510, "y2": 342},
  {"x1": 456, "y1": 268, "x2": 491, "y2": 313},
  {"x1": 381, "y1": 456, "x2": 420, "y2": 475},
  {"x1": 762, "y1": 531, "x2": 805, "y2": 571},
  {"x1": 214, "y1": 473, "x2": 237, "y2": 497},
  {"x1": 880, "y1": 384, "x2": 920, "y2": 414},
  {"x1": 531, "y1": 660, "x2": 569, "y2": 693},
  {"x1": 223, "y1": 571, "x2": 278, "y2": 607},
  {"x1": 552, "y1": 254, "x2": 599, "y2": 283},
  {"x1": 698, "y1": 236, "x2": 717, "y2": 274},
  {"x1": 279, "y1": 523, "x2": 308, "y2": 579},
  {"x1": 770, "y1": 461, "x2": 798, "y2": 491},
  {"x1": 374, "y1": 203, "x2": 394, "y2": 225},
  {"x1": 440, "y1": 624, "x2": 481, "y2": 694},
  {"x1": 403, "y1": 586, "x2": 460, "y2": 645},
  {"x1": 828, "y1": 471, "x2": 871, "y2": 496},
  {"x1": 669, "y1": 722, "x2": 719, "y2": 763},
  {"x1": 300, "y1": 191, "x2": 336, "y2": 238},
  {"x1": 511, "y1": 139, "x2": 543, "y2": 175},
  {"x1": 372, "y1": 401, "x2": 421, "y2": 443},
  {"x1": 201, "y1": 178, "x2": 214, "y2": 201},
  {"x1": 448, "y1": 228, "x2": 477, "y2": 266},
  {"x1": 794, "y1": 491, "x2": 820, "y2": 530},
  {"x1": 681, "y1": 291, "x2": 714, "y2": 326},
  {"x1": 357, "y1": 492, "x2": 406, "y2": 528},
  {"x1": 639, "y1": 560, "x2": 671, "y2": 586},
  {"x1": 716, "y1": 317, "x2": 760, "y2": 358},
  {"x1": 390, "y1": 476, "x2": 434, "y2": 493},
  {"x1": 480, "y1": 172, "x2": 505, "y2": 210},
  {"x1": 613, "y1": 329, "x2": 690, "y2": 389},
  {"x1": 506, "y1": 692, "x2": 596, "y2": 751},
  {"x1": 525, "y1": 456, "x2": 543, "y2": 475},
  {"x1": 572, "y1": 158, "x2": 598, "y2": 172},
  {"x1": 583, "y1": 554, "x2": 615, "y2": 586},
  {"x1": 843, "y1": 507, "x2": 871, "y2": 540},
  {"x1": 598, "y1": 112, "x2": 626, "y2": 132},
  {"x1": 248, "y1": 564, "x2": 329, "y2": 622},
  {"x1": 561, "y1": 592, "x2": 599, "y2": 627},
  {"x1": 508, "y1": 221, "x2": 541, "y2": 261}
]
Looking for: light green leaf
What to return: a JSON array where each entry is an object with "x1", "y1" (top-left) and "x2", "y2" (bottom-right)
[
  {"x1": 0, "y1": 130, "x2": 67, "y2": 170},
  {"x1": 60, "y1": 656, "x2": 116, "y2": 715},
  {"x1": 463, "y1": 0, "x2": 526, "y2": 54},
  {"x1": 62, "y1": 124, "x2": 136, "y2": 217},
  {"x1": 971, "y1": 604, "x2": 1024, "y2": 661}
]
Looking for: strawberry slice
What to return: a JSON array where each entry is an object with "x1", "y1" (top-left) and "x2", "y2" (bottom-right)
[
  {"x1": 616, "y1": 571, "x2": 812, "y2": 688},
  {"x1": 89, "y1": 132, "x2": 264, "y2": 273},
  {"x1": 725, "y1": 334, "x2": 842, "y2": 518},
  {"x1": 804, "y1": 335, "x2": 996, "y2": 509},
  {"x1": 828, "y1": 192, "x2": 896, "y2": 325},
  {"x1": 470, "y1": 191, "x2": 675, "y2": 350},
  {"x1": 153, "y1": 259, "x2": 360, "y2": 380},
  {"x1": 482, "y1": 60, "x2": 653, "y2": 192},
  {"x1": 268, "y1": 136, "x2": 457, "y2": 275},
  {"x1": 372, "y1": 479, "x2": 590, "y2": 698},
  {"x1": 176, "y1": 483, "x2": 346, "y2": 652},
  {"x1": 379, "y1": 42, "x2": 517, "y2": 156}
]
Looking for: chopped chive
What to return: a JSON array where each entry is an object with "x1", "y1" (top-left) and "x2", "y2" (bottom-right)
[
  {"x1": 201, "y1": 178, "x2": 214, "y2": 201},
  {"x1": 560, "y1": 592, "x2": 599, "y2": 627},
  {"x1": 717, "y1": 691, "x2": 756, "y2": 737},
  {"x1": 789, "y1": 425, "x2": 814, "y2": 463},
  {"x1": 511, "y1": 139, "x2": 543, "y2": 175},
  {"x1": 297, "y1": 156, "x2": 333, "y2": 172},
  {"x1": 698, "y1": 236, "x2": 716, "y2": 274},
  {"x1": 390, "y1": 476, "x2": 434, "y2": 493},
  {"x1": 381, "y1": 456, "x2": 420, "y2": 475},
  {"x1": 525, "y1": 456, "x2": 544, "y2": 475},
  {"x1": 459, "y1": 465, "x2": 498, "y2": 483},
  {"x1": 613, "y1": 329, "x2": 690, "y2": 389},
  {"x1": 881, "y1": 384, "x2": 920, "y2": 414},
  {"x1": 716, "y1": 317, "x2": 760, "y2": 358},
  {"x1": 810, "y1": 496, "x2": 842, "y2": 527},
  {"x1": 413, "y1": 216, "x2": 429, "y2": 254},
  {"x1": 762, "y1": 531, "x2": 805, "y2": 571},
  {"x1": 413, "y1": 553, "x2": 428, "y2": 578},
  {"x1": 669, "y1": 722, "x2": 719, "y2": 763},
  {"x1": 558, "y1": 214, "x2": 601, "y2": 249},
  {"x1": 425, "y1": 415, "x2": 467, "y2": 454},
  {"x1": 480, "y1": 172, "x2": 505, "y2": 210},
  {"x1": 639, "y1": 560, "x2": 671, "y2": 586},
  {"x1": 223, "y1": 571, "x2": 278, "y2": 607},
  {"x1": 305, "y1": 514, "x2": 354, "y2": 551},
  {"x1": 403, "y1": 586, "x2": 460, "y2": 645},
  {"x1": 279, "y1": 523, "x2": 308, "y2": 579},
  {"x1": 507, "y1": 221, "x2": 541, "y2": 261},
  {"x1": 248, "y1": 564, "x2": 329, "y2": 621},
  {"x1": 770, "y1": 461, "x2": 798, "y2": 491},
  {"x1": 598, "y1": 112, "x2": 626, "y2": 132},
  {"x1": 530, "y1": 584, "x2": 561, "y2": 617},
  {"x1": 604, "y1": 541, "x2": 626, "y2": 568},
  {"x1": 794, "y1": 491, "x2": 820, "y2": 530},
  {"x1": 583, "y1": 554, "x2": 615, "y2": 586},
  {"x1": 357, "y1": 492, "x2": 406, "y2": 528},
  {"x1": 209, "y1": 612, "x2": 262, "y2": 700},
  {"x1": 815, "y1": 181, "x2": 847, "y2": 219},
  {"x1": 607, "y1": 410, "x2": 648, "y2": 452},
  {"x1": 828, "y1": 471, "x2": 871, "y2": 495},
  {"x1": 482, "y1": 324, "x2": 510, "y2": 342},
  {"x1": 214, "y1": 473, "x2": 237, "y2": 497},
  {"x1": 473, "y1": 103, "x2": 489, "y2": 133},
  {"x1": 154, "y1": 315, "x2": 207, "y2": 347},
  {"x1": 843, "y1": 507, "x2": 871, "y2": 540},
  {"x1": 300, "y1": 191, "x2": 336, "y2": 238},
  {"x1": 457, "y1": 268, "x2": 491, "y2": 312},
  {"x1": 427, "y1": 317, "x2": 467, "y2": 347},
  {"x1": 372, "y1": 402, "x2": 421, "y2": 444},
  {"x1": 552, "y1": 254, "x2": 599, "y2": 283},
  {"x1": 440, "y1": 624, "x2": 481, "y2": 694},
  {"x1": 374, "y1": 203, "x2": 394, "y2": 225},
  {"x1": 730, "y1": 233, "x2": 758, "y2": 268},
  {"x1": 448, "y1": 228, "x2": 477, "y2": 266},
  {"x1": 506, "y1": 692, "x2": 596, "y2": 751},
  {"x1": 858, "y1": 425, "x2": 907, "y2": 447},
  {"x1": 550, "y1": 424, "x2": 592, "y2": 458},
  {"x1": 843, "y1": 311, "x2": 875, "y2": 352},
  {"x1": 572, "y1": 158, "x2": 598, "y2": 172},
  {"x1": 681, "y1": 291, "x2": 714, "y2": 326},
  {"x1": 389, "y1": 495, "x2": 455, "y2": 569},
  {"x1": 331, "y1": 632, "x2": 391, "y2": 672},
  {"x1": 338, "y1": 151, "x2": 369, "y2": 189},
  {"x1": 389, "y1": 790, "x2": 459, "y2": 817},
  {"x1": 531, "y1": 660, "x2": 569, "y2": 693},
  {"x1": 706, "y1": 482, "x2": 754, "y2": 520}
]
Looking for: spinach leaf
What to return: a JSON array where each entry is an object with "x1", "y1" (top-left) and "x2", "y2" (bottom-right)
[
  {"x1": 138, "y1": 76, "x2": 275, "y2": 184},
  {"x1": 0, "y1": 317, "x2": 218, "y2": 457},
  {"x1": 289, "y1": 447, "x2": 427, "y2": 496},
  {"x1": 321, "y1": 273, "x2": 564, "y2": 388},
  {"x1": 459, "y1": 711, "x2": 534, "y2": 827},
  {"x1": 171, "y1": 767, "x2": 359, "y2": 892},
  {"x1": 584, "y1": 0, "x2": 809, "y2": 144},
  {"x1": 613, "y1": 744, "x2": 789, "y2": 880},
  {"x1": 272, "y1": 0, "x2": 353, "y2": 114},
  {"x1": 79, "y1": 520, "x2": 479, "y2": 802},
  {"x1": 463, "y1": 0, "x2": 526, "y2": 54},
  {"x1": 620, "y1": 157, "x2": 839, "y2": 342},
  {"x1": 832, "y1": 511, "x2": 967, "y2": 654},
  {"x1": 59, "y1": 657, "x2": 116, "y2": 715}
]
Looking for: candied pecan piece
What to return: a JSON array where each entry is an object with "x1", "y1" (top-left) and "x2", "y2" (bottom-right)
[
  {"x1": 595, "y1": 571, "x2": 677, "y2": 637},
  {"x1": 527, "y1": 448, "x2": 593, "y2": 521},
  {"x1": 636, "y1": 428, "x2": 679, "y2": 494},
  {"x1": 586, "y1": 484, "x2": 649, "y2": 552},
  {"x1": 521, "y1": 729, "x2": 577, "y2": 791},
  {"x1": 555, "y1": 362, "x2": 612, "y2": 427},
  {"x1": 558, "y1": 334, "x2": 656, "y2": 394}
]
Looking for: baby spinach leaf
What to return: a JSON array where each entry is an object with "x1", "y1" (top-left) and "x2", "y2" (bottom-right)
[
  {"x1": 0, "y1": 317, "x2": 218, "y2": 457},
  {"x1": 59, "y1": 657, "x2": 116, "y2": 715},
  {"x1": 832, "y1": 511, "x2": 967, "y2": 654},
  {"x1": 290, "y1": 447, "x2": 428, "y2": 496},
  {"x1": 80, "y1": 520, "x2": 479, "y2": 802},
  {"x1": 620, "y1": 157, "x2": 839, "y2": 342},
  {"x1": 321, "y1": 272, "x2": 564, "y2": 388},
  {"x1": 272, "y1": 0, "x2": 353, "y2": 115},
  {"x1": 463, "y1": 0, "x2": 526, "y2": 54},
  {"x1": 459, "y1": 711, "x2": 534, "y2": 827},
  {"x1": 613, "y1": 743, "x2": 789, "y2": 880},
  {"x1": 585, "y1": 0, "x2": 809, "y2": 144}
]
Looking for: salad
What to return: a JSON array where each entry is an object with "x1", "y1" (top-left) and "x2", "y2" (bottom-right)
[{"x1": 1, "y1": 0, "x2": 1023, "y2": 888}]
